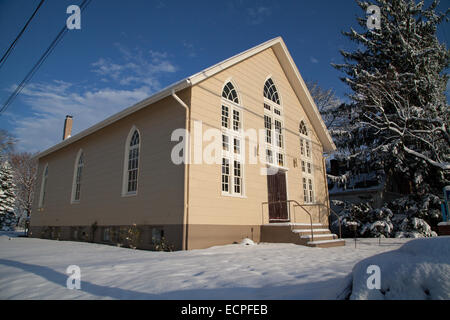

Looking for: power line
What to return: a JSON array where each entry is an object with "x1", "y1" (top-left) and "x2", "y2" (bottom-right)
[
  {"x1": 0, "y1": 0, "x2": 45, "y2": 71},
  {"x1": 0, "y1": 0, "x2": 92, "y2": 116}
]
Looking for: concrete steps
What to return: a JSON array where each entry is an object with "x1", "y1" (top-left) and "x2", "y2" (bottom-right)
[
  {"x1": 292, "y1": 228, "x2": 333, "y2": 235},
  {"x1": 300, "y1": 233, "x2": 337, "y2": 241},
  {"x1": 306, "y1": 239, "x2": 346, "y2": 248},
  {"x1": 295, "y1": 224, "x2": 345, "y2": 248},
  {"x1": 261, "y1": 222, "x2": 345, "y2": 248}
]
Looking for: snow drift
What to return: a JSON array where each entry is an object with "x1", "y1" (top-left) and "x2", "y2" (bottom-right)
[{"x1": 344, "y1": 237, "x2": 450, "y2": 300}]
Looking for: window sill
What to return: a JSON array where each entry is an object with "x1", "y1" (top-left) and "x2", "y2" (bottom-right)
[
  {"x1": 221, "y1": 192, "x2": 247, "y2": 199},
  {"x1": 265, "y1": 163, "x2": 289, "y2": 171},
  {"x1": 122, "y1": 192, "x2": 138, "y2": 198},
  {"x1": 71, "y1": 200, "x2": 80, "y2": 205}
]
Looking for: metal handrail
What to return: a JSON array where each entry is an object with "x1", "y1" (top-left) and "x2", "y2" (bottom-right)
[
  {"x1": 262, "y1": 200, "x2": 343, "y2": 242},
  {"x1": 299, "y1": 203, "x2": 342, "y2": 239},
  {"x1": 262, "y1": 199, "x2": 314, "y2": 242}
]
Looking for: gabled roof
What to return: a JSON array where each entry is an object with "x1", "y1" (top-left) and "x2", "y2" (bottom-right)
[{"x1": 35, "y1": 37, "x2": 336, "y2": 159}]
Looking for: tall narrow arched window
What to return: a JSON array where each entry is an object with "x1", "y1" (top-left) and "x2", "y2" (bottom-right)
[
  {"x1": 38, "y1": 164, "x2": 49, "y2": 209},
  {"x1": 122, "y1": 128, "x2": 140, "y2": 195},
  {"x1": 299, "y1": 120, "x2": 314, "y2": 203},
  {"x1": 299, "y1": 121, "x2": 308, "y2": 136},
  {"x1": 263, "y1": 77, "x2": 284, "y2": 167},
  {"x1": 71, "y1": 150, "x2": 84, "y2": 203},
  {"x1": 221, "y1": 80, "x2": 244, "y2": 196}
]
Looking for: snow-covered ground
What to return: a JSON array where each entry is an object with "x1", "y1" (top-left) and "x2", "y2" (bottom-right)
[{"x1": 0, "y1": 232, "x2": 444, "y2": 300}]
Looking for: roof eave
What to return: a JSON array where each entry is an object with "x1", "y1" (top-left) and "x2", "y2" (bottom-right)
[
  {"x1": 33, "y1": 78, "x2": 191, "y2": 160},
  {"x1": 271, "y1": 40, "x2": 336, "y2": 153},
  {"x1": 33, "y1": 36, "x2": 337, "y2": 159}
]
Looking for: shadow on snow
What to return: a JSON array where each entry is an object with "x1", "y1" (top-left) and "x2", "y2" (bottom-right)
[{"x1": 0, "y1": 258, "x2": 351, "y2": 300}]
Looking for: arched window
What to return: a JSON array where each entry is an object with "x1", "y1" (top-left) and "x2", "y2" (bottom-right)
[
  {"x1": 263, "y1": 78, "x2": 280, "y2": 105},
  {"x1": 299, "y1": 121, "x2": 311, "y2": 158},
  {"x1": 299, "y1": 121, "x2": 308, "y2": 136},
  {"x1": 222, "y1": 81, "x2": 239, "y2": 104},
  {"x1": 71, "y1": 150, "x2": 84, "y2": 203},
  {"x1": 38, "y1": 164, "x2": 49, "y2": 209},
  {"x1": 221, "y1": 80, "x2": 244, "y2": 196},
  {"x1": 263, "y1": 78, "x2": 284, "y2": 167},
  {"x1": 123, "y1": 128, "x2": 140, "y2": 195},
  {"x1": 299, "y1": 120, "x2": 314, "y2": 203}
]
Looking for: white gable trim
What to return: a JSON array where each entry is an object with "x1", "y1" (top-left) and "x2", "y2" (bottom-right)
[{"x1": 34, "y1": 37, "x2": 335, "y2": 160}]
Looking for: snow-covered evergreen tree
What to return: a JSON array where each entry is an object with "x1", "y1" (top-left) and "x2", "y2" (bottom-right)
[
  {"x1": 0, "y1": 161, "x2": 17, "y2": 231},
  {"x1": 333, "y1": 0, "x2": 449, "y2": 195},
  {"x1": 331, "y1": 194, "x2": 440, "y2": 238}
]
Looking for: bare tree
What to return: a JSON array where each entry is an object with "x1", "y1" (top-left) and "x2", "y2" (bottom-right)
[
  {"x1": 9, "y1": 152, "x2": 37, "y2": 230},
  {"x1": 0, "y1": 130, "x2": 15, "y2": 160},
  {"x1": 306, "y1": 81, "x2": 342, "y2": 128}
]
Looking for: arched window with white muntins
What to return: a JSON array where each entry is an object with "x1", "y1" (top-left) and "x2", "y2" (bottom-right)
[
  {"x1": 221, "y1": 80, "x2": 244, "y2": 196},
  {"x1": 71, "y1": 150, "x2": 84, "y2": 203},
  {"x1": 128, "y1": 130, "x2": 140, "y2": 193},
  {"x1": 263, "y1": 78, "x2": 280, "y2": 105},
  {"x1": 299, "y1": 121, "x2": 308, "y2": 136},
  {"x1": 263, "y1": 77, "x2": 284, "y2": 167},
  {"x1": 299, "y1": 120, "x2": 314, "y2": 203},
  {"x1": 222, "y1": 81, "x2": 239, "y2": 104},
  {"x1": 122, "y1": 127, "x2": 140, "y2": 196}
]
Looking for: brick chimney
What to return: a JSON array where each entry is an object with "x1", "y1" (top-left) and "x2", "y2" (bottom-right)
[{"x1": 63, "y1": 115, "x2": 73, "y2": 140}]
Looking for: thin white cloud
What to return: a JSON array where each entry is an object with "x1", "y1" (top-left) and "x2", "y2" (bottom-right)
[
  {"x1": 182, "y1": 40, "x2": 197, "y2": 58},
  {"x1": 6, "y1": 43, "x2": 178, "y2": 153},
  {"x1": 310, "y1": 56, "x2": 319, "y2": 64},
  {"x1": 12, "y1": 82, "x2": 151, "y2": 152},
  {"x1": 155, "y1": 0, "x2": 166, "y2": 9},
  {"x1": 91, "y1": 44, "x2": 177, "y2": 88},
  {"x1": 13, "y1": 81, "x2": 152, "y2": 153},
  {"x1": 247, "y1": 6, "x2": 271, "y2": 25}
]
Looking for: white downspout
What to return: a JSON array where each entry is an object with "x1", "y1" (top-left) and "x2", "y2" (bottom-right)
[
  {"x1": 171, "y1": 89, "x2": 190, "y2": 250},
  {"x1": 171, "y1": 89, "x2": 189, "y2": 110}
]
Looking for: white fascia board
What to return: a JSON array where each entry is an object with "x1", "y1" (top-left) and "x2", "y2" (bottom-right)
[
  {"x1": 188, "y1": 37, "x2": 283, "y2": 86},
  {"x1": 34, "y1": 36, "x2": 336, "y2": 159},
  {"x1": 33, "y1": 78, "x2": 191, "y2": 160},
  {"x1": 272, "y1": 40, "x2": 336, "y2": 153},
  {"x1": 190, "y1": 36, "x2": 336, "y2": 152}
]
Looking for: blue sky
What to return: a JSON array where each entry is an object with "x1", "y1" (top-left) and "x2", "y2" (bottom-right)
[{"x1": 0, "y1": 0, "x2": 448, "y2": 153}]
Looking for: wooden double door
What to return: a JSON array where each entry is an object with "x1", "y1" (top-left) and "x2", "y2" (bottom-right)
[{"x1": 267, "y1": 171, "x2": 288, "y2": 221}]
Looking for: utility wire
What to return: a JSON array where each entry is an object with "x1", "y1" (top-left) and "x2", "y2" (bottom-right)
[
  {"x1": 0, "y1": 0, "x2": 45, "y2": 71},
  {"x1": 0, "y1": 0, "x2": 92, "y2": 116}
]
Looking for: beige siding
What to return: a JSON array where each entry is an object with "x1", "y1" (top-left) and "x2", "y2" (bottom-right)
[
  {"x1": 31, "y1": 90, "x2": 190, "y2": 231},
  {"x1": 29, "y1": 45, "x2": 332, "y2": 250},
  {"x1": 188, "y1": 47, "x2": 329, "y2": 229}
]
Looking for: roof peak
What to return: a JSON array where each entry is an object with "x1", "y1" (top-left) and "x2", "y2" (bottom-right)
[{"x1": 34, "y1": 36, "x2": 335, "y2": 159}]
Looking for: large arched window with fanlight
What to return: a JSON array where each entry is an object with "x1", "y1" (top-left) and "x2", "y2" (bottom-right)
[
  {"x1": 263, "y1": 77, "x2": 285, "y2": 167},
  {"x1": 299, "y1": 120, "x2": 314, "y2": 203},
  {"x1": 221, "y1": 80, "x2": 244, "y2": 196},
  {"x1": 122, "y1": 127, "x2": 140, "y2": 196}
]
